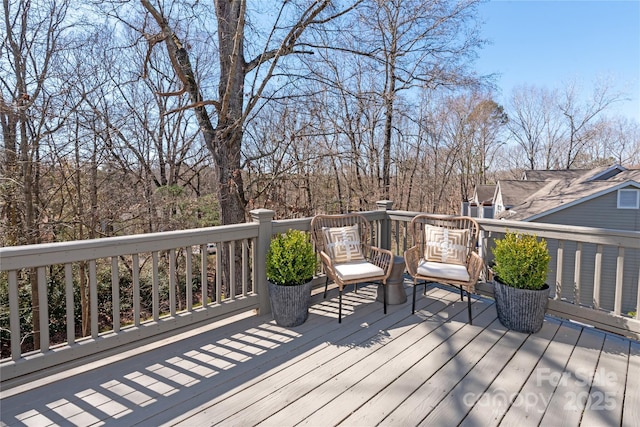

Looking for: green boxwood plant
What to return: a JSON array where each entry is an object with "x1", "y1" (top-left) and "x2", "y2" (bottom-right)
[
  {"x1": 491, "y1": 232, "x2": 551, "y2": 290},
  {"x1": 266, "y1": 229, "x2": 317, "y2": 286}
]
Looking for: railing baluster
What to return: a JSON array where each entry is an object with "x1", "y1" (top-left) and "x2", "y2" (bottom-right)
[
  {"x1": 90, "y1": 260, "x2": 98, "y2": 338},
  {"x1": 403, "y1": 220, "x2": 408, "y2": 254},
  {"x1": 242, "y1": 239, "x2": 249, "y2": 296},
  {"x1": 38, "y1": 267, "x2": 49, "y2": 351},
  {"x1": 186, "y1": 248, "x2": 193, "y2": 311},
  {"x1": 593, "y1": 244, "x2": 603, "y2": 309},
  {"x1": 9, "y1": 270, "x2": 20, "y2": 361},
  {"x1": 152, "y1": 252, "x2": 159, "y2": 321},
  {"x1": 615, "y1": 247, "x2": 624, "y2": 315},
  {"x1": 65, "y1": 263, "x2": 74, "y2": 345},
  {"x1": 216, "y1": 243, "x2": 222, "y2": 303},
  {"x1": 555, "y1": 241, "x2": 564, "y2": 300},
  {"x1": 201, "y1": 244, "x2": 208, "y2": 307},
  {"x1": 230, "y1": 241, "x2": 236, "y2": 300},
  {"x1": 169, "y1": 248, "x2": 176, "y2": 316},
  {"x1": 133, "y1": 254, "x2": 140, "y2": 327},
  {"x1": 574, "y1": 242, "x2": 582, "y2": 305},
  {"x1": 111, "y1": 257, "x2": 120, "y2": 333},
  {"x1": 394, "y1": 220, "x2": 399, "y2": 256},
  {"x1": 636, "y1": 263, "x2": 640, "y2": 320}
]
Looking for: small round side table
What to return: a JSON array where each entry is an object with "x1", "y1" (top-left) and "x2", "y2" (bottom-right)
[{"x1": 377, "y1": 255, "x2": 407, "y2": 305}]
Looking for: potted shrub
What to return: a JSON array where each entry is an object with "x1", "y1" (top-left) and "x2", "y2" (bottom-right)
[
  {"x1": 491, "y1": 231, "x2": 551, "y2": 333},
  {"x1": 266, "y1": 229, "x2": 318, "y2": 327}
]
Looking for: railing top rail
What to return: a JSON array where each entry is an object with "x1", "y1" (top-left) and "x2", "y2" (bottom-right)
[
  {"x1": 3, "y1": 209, "x2": 639, "y2": 271},
  {"x1": 0, "y1": 222, "x2": 259, "y2": 271},
  {"x1": 380, "y1": 210, "x2": 640, "y2": 248},
  {"x1": 475, "y1": 218, "x2": 640, "y2": 248},
  {"x1": 272, "y1": 218, "x2": 313, "y2": 234}
]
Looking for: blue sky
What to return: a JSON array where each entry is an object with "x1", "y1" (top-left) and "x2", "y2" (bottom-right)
[{"x1": 475, "y1": 0, "x2": 640, "y2": 121}]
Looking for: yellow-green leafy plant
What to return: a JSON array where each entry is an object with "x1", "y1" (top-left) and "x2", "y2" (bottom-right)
[
  {"x1": 267, "y1": 229, "x2": 317, "y2": 286},
  {"x1": 491, "y1": 232, "x2": 551, "y2": 290}
]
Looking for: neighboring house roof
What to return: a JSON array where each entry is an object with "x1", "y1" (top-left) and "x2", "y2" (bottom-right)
[
  {"x1": 497, "y1": 166, "x2": 640, "y2": 221},
  {"x1": 522, "y1": 165, "x2": 627, "y2": 182},
  {"x1": 522, "y1": 169, "x2": 590, "y2": 181},
  {"x1": 473, "y1": 184, "x2": 496, "y2": 205},
  {"x1": 494, "y1": 180, "x2": 549, "y2": 208}
]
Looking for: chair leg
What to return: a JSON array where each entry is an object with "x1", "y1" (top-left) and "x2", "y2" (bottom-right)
[
  {"x1": 323, "y1": 277, "x2": 329, "y2": 298},
  {"x1": 383, "y1": 283, "x2": 387, "y2": 315},
  {"x1": 412, "y1": 280, "x2": 417, "y2": 314},
  {"x1": 460, "y1": 287, "x2": 464, "y2": 301},
  {"x1": 466, "y1": 290, "x2": 473, "y2": 325},
  {"x1": 339, "y1": 289, "x2": 342, "y2": 323},
  {"x1": 354, "y1": 282, "x2": 358, "y2": 294}
]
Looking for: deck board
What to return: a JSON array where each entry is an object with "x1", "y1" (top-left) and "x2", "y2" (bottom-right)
[
  {"x1": 499, "y1": 322, "x2": 583, "y2": 426},
  {"x1": 379, "y1": 317, "x2": 506, "y2": 426},
  {"x1": 580, "y1": 333, "x2": 630, "y2": 426},
  {"x1": 292, "y1": 291, "x2": 482, "y2": 427},
  {"x1": 256, "y1": 291, "x2": 458, "y2": 426},
  {"x1": 538, "y1": 327, "x2": 605, "y2": 427},
  {"x1": 422, "y1": 324, "x2": 531, "y2": 426},
  {"x1": 1, "y1": 281, "x2": 638, "y2": 427},
  {"x1": 623, "y1": 341, "x2": 640, "y2": 427},
  {"x1": 341, "y1": 302, "x2": 500, "y2": 426}
]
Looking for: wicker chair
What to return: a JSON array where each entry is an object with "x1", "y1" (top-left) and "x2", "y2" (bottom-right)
[
  {"x1": 310, "y1": 214, "x2": 393, "y2": 323},
  {"x1": 404, "y1": 214, "x2": 483, "y2": 324}
]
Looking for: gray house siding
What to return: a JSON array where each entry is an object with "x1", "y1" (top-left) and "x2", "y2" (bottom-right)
[
  {"x1": 531, "y1": 190, "x2": 639, "y2": 315},
  {"x1": 535, "y1": 186, "x2": 640, "y2": 232}
]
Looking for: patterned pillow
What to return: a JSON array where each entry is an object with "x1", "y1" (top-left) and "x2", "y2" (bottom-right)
[
  {"x1": 424, "y1": 225, "x2": 468, "y2": 265},
  {"x1": 322, "y1": 224, "x2": 365, "y2": 263}
]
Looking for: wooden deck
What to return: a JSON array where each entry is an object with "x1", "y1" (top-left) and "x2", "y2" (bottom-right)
[{"x1": 1, "y1": 281, "x2": 639, "y2": 427}]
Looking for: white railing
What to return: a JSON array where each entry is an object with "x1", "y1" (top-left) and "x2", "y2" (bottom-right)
[
  {"x1": 384, "y1": 210, "x2": 640, "y2": 338},
  {"x1": 0, "y1": 221, "x2": 261, "y2": 382},
  {"x1": 476, "y1": 218, "x2": 640, "y2": 339},
  {"x1": 1, "y1": 203, "x2": 638, "y2": 386}
]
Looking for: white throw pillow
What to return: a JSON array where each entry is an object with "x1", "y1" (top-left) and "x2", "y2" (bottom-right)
[
  {"x1": 424, "y1": 225, "x2": 468, "y2": 265},
  {"x1": 322, "y1": 224, "x2": 365, "y2": 263}
]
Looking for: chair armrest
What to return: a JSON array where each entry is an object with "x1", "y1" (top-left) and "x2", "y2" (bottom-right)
[
  {"x1": 367, "y1": 245, "x2": 394, "y2": 277},
  {"x1": 318, "y1": 251, "x2": 333, "y2": 266},
  {"x1": 404, "y1": 245, "x2": 421, "y2": 278},
  {"x1": 318, "y1": 250, "x2": 339, "y2": 283},
  {"x1": 467, "y1": 251, "x2": 484, "y2": 286}
]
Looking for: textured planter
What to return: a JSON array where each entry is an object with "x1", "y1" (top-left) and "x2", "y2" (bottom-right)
[
  {"x1": 493, "y1": 278, "x2": 550, "y2": 333},
  {"x1": 267, "y1": 280, "x2": 313, "y2": 327}
]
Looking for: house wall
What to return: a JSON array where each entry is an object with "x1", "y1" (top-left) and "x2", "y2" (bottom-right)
[
  {"x1": 538, "y1": 186, "x2": 640, "y2": 231},
  {"x1": 494, "y1": 193, "x2": 504, "y2": 216},
  {"x1": 533, "y1": 189, "x2": 639, "y2": 314}
]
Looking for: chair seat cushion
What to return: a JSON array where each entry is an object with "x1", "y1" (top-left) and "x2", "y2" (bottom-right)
[
  {"x1": 334, "y1": 260, "x2": 385, "y2": 282},
  {"x1": 417, "y1": 260, "x2": 470, "y2": 282}
]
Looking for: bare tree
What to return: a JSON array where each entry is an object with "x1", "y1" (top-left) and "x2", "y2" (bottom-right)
[
  {"x1": 506, "y1": 85, "x2": 558, "y2": 170},
  {"x1": 466, "y1": 96, "x2": 508, "y2": 185},
  {"x1": 139, "y1": 1, "x2": 357, "y2": 224},
  {"x1": 585, "y1": 115, "x2": 640, "y2": 167},
  {"x1": 557, "y1": 79, "x2": 626, "y2": 169},
  {"x1": 355, "y1": 0, "x2": 484, "y2": 198},
  {"x1": 0, "y1": 0, "x2": 87, "y2": 348}
]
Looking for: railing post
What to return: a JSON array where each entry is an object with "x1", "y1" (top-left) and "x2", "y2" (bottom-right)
[
  {"x1": 251, "y1": 208, "x2": 275, "y2": 316},
  {"x1": 376, "y1": 200, "x2": 393, "y2": 251}
]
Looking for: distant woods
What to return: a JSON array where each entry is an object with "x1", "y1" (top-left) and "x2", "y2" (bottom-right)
[{"x1": 2, "y1": 0, "x2": 638, "y2": 246}]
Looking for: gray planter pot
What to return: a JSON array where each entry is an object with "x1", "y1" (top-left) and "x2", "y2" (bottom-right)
[
  {"x1": 267, "y1": 280, "x2": 313, "y2": 327},
  {"x1": 493, "y1": 278, "x2": 550, "y2": 333}
]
